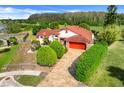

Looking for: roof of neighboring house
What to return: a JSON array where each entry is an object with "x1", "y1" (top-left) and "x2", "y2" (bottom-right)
[
  {"x1": 64, "y1": 26, "x2": 92, "y2": 43},
  {"x1": 36, "y1": 29, "x2": 59, "y2": 38}
]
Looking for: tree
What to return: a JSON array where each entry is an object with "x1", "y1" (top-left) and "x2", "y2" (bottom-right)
[
  {"x1": 104, "y1": 5, "x2": 118, "y2": 26},
  {"x1": 97, "y1": 25, "x2": 120, "y2": 45},
  {"x1": 32, "y1": 26, "x2": 41, "y2": 35},
  {"x1": 6, "y1": 21, "x2": 22, "y2": 33},
  {"x1": 49, "y1": 22, "x2": 59, "y2": 29}
]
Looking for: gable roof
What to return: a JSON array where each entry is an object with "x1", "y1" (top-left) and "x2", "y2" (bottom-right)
[
  {"x1": 64, "y1": 26, "x2": 92, "y2": 43},
  {"x1": 65, "y1": 35, "x2": 88, "y2": 43},
  {"x1": 36, "y1": 29, "x2": 59, "y2": 38}
]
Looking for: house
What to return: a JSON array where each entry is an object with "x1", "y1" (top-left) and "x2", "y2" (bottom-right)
[
  {"x1": 36, "y1": 29, "x2": 60, "y2": 44},
  {"x1": 59, "y1": 26, "x2": 94, "y2": 50},
  {"x1": 36, "y1": 26, "x2": 94, "y2": 50}
]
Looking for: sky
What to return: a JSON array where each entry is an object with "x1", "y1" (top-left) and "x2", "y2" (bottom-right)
[{"x1": 0, "y1": 5, "x2": 124, "y2": 19}]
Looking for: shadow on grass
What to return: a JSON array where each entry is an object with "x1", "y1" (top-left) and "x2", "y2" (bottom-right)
[
  {"x1": 107, "y1": 66, "x2": 124, "y2": 85},
  {"x1": 68, "y1": 56, "x2": 80, "y2": 79},
  {"x1": 0, "y1": 48, "x2": 10, "y2": 53}
]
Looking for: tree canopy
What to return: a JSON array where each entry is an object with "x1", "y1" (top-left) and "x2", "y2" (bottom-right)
[{"x1": 104, "y1": 5, "x2": 118, "y2": 26}]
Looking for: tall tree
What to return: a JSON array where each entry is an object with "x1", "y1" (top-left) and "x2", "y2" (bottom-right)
[{"x1": 104, "y1": 5, "x2": 118, "y2": 26}]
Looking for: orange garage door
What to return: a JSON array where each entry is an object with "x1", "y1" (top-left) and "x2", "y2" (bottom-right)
[{"x1": 69, "y1": 42, "x2": 86, "y2": 50}]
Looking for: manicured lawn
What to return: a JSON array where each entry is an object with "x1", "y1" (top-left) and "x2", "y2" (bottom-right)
[
  {"x1": 86, "y1": 41, "x2": 124, "y2": 87},
  {"x1": 0, "y1": 45, "x2": 19, "y2": 71},
  {"x1": 15, "y1": 75, "x2": 43, "y2": 86},
  {"x1": 90, "y1": 26, "x2": 103, "y2": 31}
]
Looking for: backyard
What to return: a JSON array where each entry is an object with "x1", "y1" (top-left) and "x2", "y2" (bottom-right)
[
  {"x1": 0, "y1": 45, "x2": 19, "y2": 71},
  {"x1": 85, "y1": 41, "x2": 124, "y2": 87}
]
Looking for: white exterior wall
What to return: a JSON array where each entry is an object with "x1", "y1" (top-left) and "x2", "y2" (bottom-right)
[
  {"x1": 59, "y1": 30, "x2": 77, "y2": 38},
  {"x1": 37, "y1": 35, "x2": 59, "y2": 44}
]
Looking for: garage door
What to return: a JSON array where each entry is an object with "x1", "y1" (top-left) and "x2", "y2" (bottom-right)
[{"x1": 69, "y1": 42, "x2": 86, "y2": 50}]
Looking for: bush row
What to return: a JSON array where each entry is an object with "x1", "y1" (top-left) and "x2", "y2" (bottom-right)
[
  {"x1": 75, "y1": 43, "x2": 108, "y2": 82},
  {"x1": 37, "y1": 40, "x2": 66, "y2": 66},
  {"x1": 50, "y1": 40, "x2": 65, "y2": 59},
  {"x1": 37, "y1": 46, "x2": 57, "y2": 66}
]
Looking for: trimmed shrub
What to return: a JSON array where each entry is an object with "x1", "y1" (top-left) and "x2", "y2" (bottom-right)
[
  {"x1": 97, "y1": 25, "x2": 120, "y2": 45},
  {"x1": 76, "y1": 43, "x2": 108, "y2": 82},
  {"x1": 37, "y1": 46, "x2": 57, "y2": 66},
  {"x1": 79, "y1": 23, "x2": 90, "y2": 30},
  {"x1": 43, "y1": 37, "x2": 51, "y2": 45},
  {"x1": 50, "y1": 40, "x2": 65, "y2": 58},
  {"x1": 31, "y1": 40, "x2": 40, "y2": 51},
  {"x1": 23, "y1": 33, "x2": 29, "y2": 42},
  {"x1": 8, "y1": 37, "x2": 18, "y2": 45}
]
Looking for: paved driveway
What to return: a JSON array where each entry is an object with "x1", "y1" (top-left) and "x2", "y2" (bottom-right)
[{"x1": 38, "y1": 49, "x2": 85, "y2": 87}]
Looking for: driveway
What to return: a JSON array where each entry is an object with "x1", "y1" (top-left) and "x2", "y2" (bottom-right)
[{"x1": 38, "y1": 48, "x2": 85, "y2": 87}]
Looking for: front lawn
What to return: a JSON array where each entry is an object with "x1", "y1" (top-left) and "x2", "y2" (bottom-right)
[
  {"x1": 0, "y1": 45, "x2": 19, "y2": 71},
  {"x1": 86, "y1": 41, "x2": 124, "y2": 87},
  {"x1": 15, "y1": 75, "x2": 43, "y2": 86}
]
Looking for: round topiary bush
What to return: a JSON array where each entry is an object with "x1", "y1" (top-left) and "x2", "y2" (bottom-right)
[
  {"x1": 37, "y1": 46, "x2": 57, "y2": 66},
  {"x1": 50, "y1": 40, "x2": 65, "y2": 59}
]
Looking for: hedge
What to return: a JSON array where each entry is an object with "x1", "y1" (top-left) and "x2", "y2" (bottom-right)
[
  {"x1": 50, "y1": 40, "x2": 65, "y2": 58},
  {"x1": 75, "y1": 43, "x2": 108, "y2": 82},
  {"x1": 37, "y1": 46, "x2": 57, "y2": 66}
]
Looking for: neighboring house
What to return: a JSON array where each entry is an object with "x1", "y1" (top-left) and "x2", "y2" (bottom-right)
[
  {"x1": 36, "y1": 26, "x2": 94, "y2": 50},
  {"x1": 36, "y1": 29, "x2": 59, "y2": 44}
]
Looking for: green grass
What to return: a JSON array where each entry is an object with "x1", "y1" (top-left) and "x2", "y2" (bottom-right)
[
  {"x1": 85, "y1": 41, "x2": 124, "y2": 87},
  {"x1": 15, "y1": 75, "x2": 43, "y2": 86},
  {"x1": 90, "y1": 25, "x2": 124, "y2": 32},
  {"x1": 0, "y1": 45, "x2": 19, "y2": 70},
  {"x1": 24, "y1": 30, "x2": 36, "y2": 41},
  {"x1": 90, "y1": 26, "x2": 103, "y2": 31}
]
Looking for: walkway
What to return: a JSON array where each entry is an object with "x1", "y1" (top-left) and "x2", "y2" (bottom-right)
[
  {"x1": 0, "y1": 76, "x2": 23, "y2": 87},
  {"x1": 38, "y1": 49, "x2": 85, "y2": 87},
  {"x1": 0, "y1": 70, "x2": 41, "y2": 78}
]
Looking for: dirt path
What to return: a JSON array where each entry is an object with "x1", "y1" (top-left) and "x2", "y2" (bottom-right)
[
  {"x1": 7, "y1": 42, "x2": 52, "y2": 73},
  {"x1": 10, "y1": 42, "x2": 35, "y2": 64},
  {"x1": 38, "y1": 49, "x2": 84, "y2": 87}
]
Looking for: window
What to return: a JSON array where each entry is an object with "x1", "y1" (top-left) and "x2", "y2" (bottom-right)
[{"x1": 54, "y1": 35, "x2": 58, "y2": 37}]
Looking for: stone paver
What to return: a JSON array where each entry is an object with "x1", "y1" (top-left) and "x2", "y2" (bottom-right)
[{"x1": 38, "y1": 49, "x2": 84, "y2": 87}]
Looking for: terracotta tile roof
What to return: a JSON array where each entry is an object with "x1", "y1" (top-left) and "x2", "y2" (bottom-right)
[
  {"x1": 65, "y1": 35, "x2": 88, "y2": 43},
  {"x1": 36, "y1": 29, "x2": 59, "y2": 38},
  {"x1": 65, "y1": 26, "x2": 92, "y2": 43}
]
